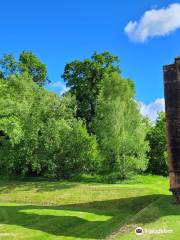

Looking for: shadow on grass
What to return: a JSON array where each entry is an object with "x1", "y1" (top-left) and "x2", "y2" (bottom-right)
[{"x1": 0, "y1": 194, "x2": 179, "y2": 239}]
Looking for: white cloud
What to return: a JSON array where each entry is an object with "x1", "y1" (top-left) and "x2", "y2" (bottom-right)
[
  {"x1": 50, "y1": 81, "x2": 69, "y2": 95},
  {"x1": 139, "y1": 98, "x2": 165, "y2": 122},
  {"x1": 124, "y1": 3, "x2": 180, "y2": 42}
]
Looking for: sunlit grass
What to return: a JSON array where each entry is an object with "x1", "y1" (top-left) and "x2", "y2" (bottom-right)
[
  {"x1": 19, "y1": 208, "x2": 112, "y2": 222},
  {"x1": 0, "y1": 175, "x2": 179, "y2": 239}
]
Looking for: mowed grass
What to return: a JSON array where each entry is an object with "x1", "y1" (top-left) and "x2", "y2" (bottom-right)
[{"x1": 0, "y1": 175, "x2": 179, "y2": 239}]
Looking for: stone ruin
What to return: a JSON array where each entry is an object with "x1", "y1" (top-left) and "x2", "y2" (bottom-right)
[{"x1": 164, "y1": 57, "x2": 180, "y2": 203}]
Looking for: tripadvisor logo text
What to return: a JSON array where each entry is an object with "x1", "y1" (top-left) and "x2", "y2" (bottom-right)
[{"x1": 135, "y1": 226, "x2": 173, "y2": 235}]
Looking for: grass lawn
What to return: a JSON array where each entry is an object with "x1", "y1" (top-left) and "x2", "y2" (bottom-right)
[{"x1": 0, "y1": 175, "x2": 179, "y2": 239}]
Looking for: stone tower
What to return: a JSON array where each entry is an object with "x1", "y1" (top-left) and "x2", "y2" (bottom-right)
[{"x1": 163, "y1": 57, "x2": 180, "y2": 203}]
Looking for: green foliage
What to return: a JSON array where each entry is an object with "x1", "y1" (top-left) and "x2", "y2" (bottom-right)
[
  {"x1": 94, "y1": 73, "x2": 149, "y2": 179},
  {"x1": 0, "y1": 75, "x2": 98, "y2": 178},
  {"x1": 0, "y1": 74, "x2": 34, "y2": 145},
  {"x1": 0, "y1": 51, "x2": 48, "y2": 86},
  {"x1": 146, "y1": 112, "x2": 168, "y2": 176},
  {"x1": 40, "y1": 117, "x2": 98, "y2": 178},
  {"x1": 19, "y1": 51, "x2": 48, "y2": 86},
  {"x1": 62, "y1": 52, "x2": 121, "y2": 133},
  {"x1": 0, "y1": 54, "x2": 19, "y2": 79},
  {"x1": 0, "y1": 50, "x2": 166, "y2": 180}
]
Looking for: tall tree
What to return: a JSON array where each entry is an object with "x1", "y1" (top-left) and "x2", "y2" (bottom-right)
[
  {"x1": 94, "y1": 72, "x2": 149, "y2": 179},
  {"x1": 62, "y1": 52, "x2": 121, "y2": 133}
]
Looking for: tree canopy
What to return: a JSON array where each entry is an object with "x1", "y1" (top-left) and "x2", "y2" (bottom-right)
[
  {"x1": 94, "y1": 72, "x2": 149, "y2": 179},
  {"x1": 0, "y1": 74, "x2": 98, "y2": 178},
  {"x1": 19, "y1": 51, "x2": 48, "y2": 86},
  {"x1": 0, "y1": 50, "x2": 167, "y2": 180},
  {"x1": 0, "y1": 51, "x2": 48, "y2": 86},
  {"x1": 62, "y1": 52, "x2": 121, "y2": 133}
]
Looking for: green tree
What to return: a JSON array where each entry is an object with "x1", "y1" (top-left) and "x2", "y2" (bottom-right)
[
  {"x1": 62, "y1": 52, "x2": 120, "y2": 133},
  {"x1": 0, "y1": 54, "x2": 19, "y2": 79},
  {"x1": 94, "y1": 72, "x2": 149, "y2": 179},
  {"x1": 0, "y1": 51, "x2": 48, "y2": 86},
  {"x1": 19, "y1": 51, "x2": 48, "y2": 86},
  {"x1": 146, "y1": 112, "x2": 168, "y2": 176},
  {"x1": 0, "y1": 74, "x2": 98, "y2": 178},
  {"x1": 0, "y1": 73, "x2": 36, "y2": 175}
]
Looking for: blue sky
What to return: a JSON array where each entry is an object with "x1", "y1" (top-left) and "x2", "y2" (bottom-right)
[{"x1": 1, "y1": 0, "x2": 180, "y2": 120}]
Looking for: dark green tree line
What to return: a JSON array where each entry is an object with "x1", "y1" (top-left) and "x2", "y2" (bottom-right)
[{"x1": 146, "y1": 112, "x2": 168, "y2": 176}]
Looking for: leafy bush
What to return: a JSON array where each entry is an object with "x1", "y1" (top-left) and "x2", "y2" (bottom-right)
[{"x1": 0, "y1": 75, "x2": 99, "y2": 178}]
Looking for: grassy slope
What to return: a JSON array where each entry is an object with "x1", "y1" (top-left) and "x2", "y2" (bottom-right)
[{"x1": 0, "y1": 175, "x2": 179, "y2": 239}]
